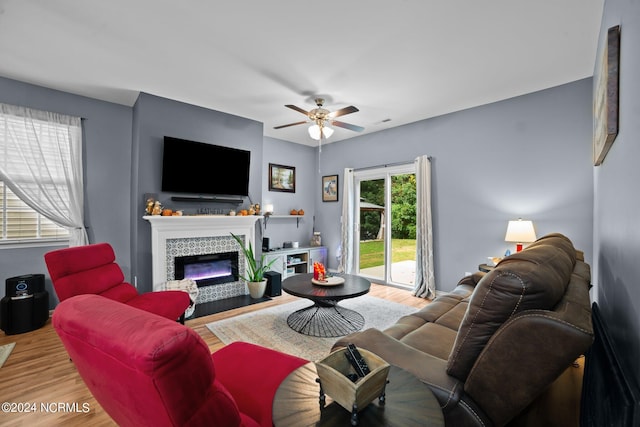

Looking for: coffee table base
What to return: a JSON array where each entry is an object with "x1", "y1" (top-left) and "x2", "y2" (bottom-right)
[{"x1": 286, "y1": 302, "x2": 365, "y2": 337}]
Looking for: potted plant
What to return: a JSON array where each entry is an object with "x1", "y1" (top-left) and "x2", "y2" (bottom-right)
[{"x1": 231, "y1": 233, "x2": 277, "y2": 298}]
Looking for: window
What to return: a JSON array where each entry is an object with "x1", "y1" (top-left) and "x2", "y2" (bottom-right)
[
  {"x1": 0, "y1": 103, "x2": 83, "y2": 246},
  {"x1": 0, "y1": 180, "x2": 69, "y2": 243},
  {"x1": 354, "y1": 163, "x2": 417, "y2": 287}
]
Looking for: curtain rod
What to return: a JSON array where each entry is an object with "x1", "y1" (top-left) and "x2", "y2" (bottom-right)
[{"x1": 353, "y1": 156, "x2": 431, "y2": 172}]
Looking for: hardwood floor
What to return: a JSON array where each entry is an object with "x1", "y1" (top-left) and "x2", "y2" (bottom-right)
[{"x1": 0, "y1": 284, "x2": 428, "y2": 426}]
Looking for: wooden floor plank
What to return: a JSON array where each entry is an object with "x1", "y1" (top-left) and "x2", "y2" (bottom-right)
[{"x1": 0, "y1": 283, "x2": 428, "y2": 426}]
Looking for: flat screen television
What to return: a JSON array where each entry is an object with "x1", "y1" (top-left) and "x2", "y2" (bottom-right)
[{"x1": 161, "y1": 136, "x2": 250, "y2": 196}]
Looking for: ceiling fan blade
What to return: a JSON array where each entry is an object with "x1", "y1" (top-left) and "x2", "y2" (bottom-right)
[
  {"x1": 331, "y1": 120, "x2": 365, "y2": 132},
  {"x1": 328, "y1": 105, "x2": 359, "y2": 118},
  {"x1": 285, "y1": 104, "x2": 310, "y2": 116},
  {"x1": 274, "y1": 120, "x2": 308, "y2": 129}
]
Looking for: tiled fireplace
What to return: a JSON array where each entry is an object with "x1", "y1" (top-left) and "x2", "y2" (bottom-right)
[{"x1": 143, "y1": 215, "x2": 262, "y2": 303}]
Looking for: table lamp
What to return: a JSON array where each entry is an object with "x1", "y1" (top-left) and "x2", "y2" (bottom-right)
[{"x1": 505, "y1": 218, "x2": 537, "y2": 252}]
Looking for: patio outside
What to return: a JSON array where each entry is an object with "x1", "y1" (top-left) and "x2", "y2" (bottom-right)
[{"x1": 359, "y1": 239, "x2": 416, "y2": 287}]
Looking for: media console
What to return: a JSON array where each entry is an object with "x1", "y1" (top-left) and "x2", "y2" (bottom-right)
[{"x1": 264, "y1": 246, "x2": 327, "y2": 280}]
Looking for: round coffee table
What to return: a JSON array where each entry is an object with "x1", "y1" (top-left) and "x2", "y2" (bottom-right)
[
  {"x1": 282, "y1": 273, "x2": 371, "y2": 337},
  {"x1": 272, "y1": 363, "x2": 444, "y2": 427}
]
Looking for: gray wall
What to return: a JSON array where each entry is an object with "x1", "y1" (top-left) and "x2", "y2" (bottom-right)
[
  {"x1": 0, "y1": 77, "x2": 132, "y2": 304},
  {"x1": 0, "y1": 77, "x2": 595, "y2": 307},
  {"x1": 315, "y1": 79, "x2": 594, "y2": 291},
  {"x1": 261, "y1": 136, "x2": 316, "y2": 249},
  {"x1": 593, "y1": 0, "x2": 640, "y2": 390},
  {"x1": 131, "y1": 93, "x2": 265, "y2": 292}
]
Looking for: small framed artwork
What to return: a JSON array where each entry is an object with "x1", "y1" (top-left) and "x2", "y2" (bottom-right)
[
  {"x1": 593, "y1": 25, "x2": 620, "y2": 166},
  {"x1": 269, "y1": 163, "x2": 296, "y2": 193},
  {"x1": 322, "y1": 174, "x2": 339, "y2": 202}
]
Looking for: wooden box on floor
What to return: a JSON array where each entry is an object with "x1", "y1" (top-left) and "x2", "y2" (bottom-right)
[{"x1": 315, "y1": 348, "x2": 390, "y2": 416}]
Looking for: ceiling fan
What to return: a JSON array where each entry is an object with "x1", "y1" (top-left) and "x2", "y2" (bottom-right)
[{"x1": 274, "y1": 98, "x2": 364, "y2": 140}]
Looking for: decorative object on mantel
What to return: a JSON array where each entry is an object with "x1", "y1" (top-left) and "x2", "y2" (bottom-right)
[
  {"x1": 151, "y1": 200, "x2": 163, "y2": 215},
  {"x1": 231, "y1": 232, "x2": 277, "y2": 299},
  {"x1": 593, "y1": 25, "x2": 620, "y2": 166},
  {"x1": 145, "y1": 198, "x2": 155, "y2": 215}
]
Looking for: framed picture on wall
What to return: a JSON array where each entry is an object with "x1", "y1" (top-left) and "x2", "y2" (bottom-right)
[
  {"x1": 593, "y1": 25, "x2": 620, "y2": 166},
  {"x1": 269, "y1": 163, "x2": 296, "y2": 193},
  {"x1": 322, "y1": 174, "x2": 339, "y2": 202}
]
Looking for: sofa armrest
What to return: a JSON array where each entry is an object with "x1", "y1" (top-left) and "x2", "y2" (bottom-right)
[
  {"x1": 332, "y1": 328, "x2": 463, "y2": 411},
  {"x1": 464, "y1": 309, "x2": 593, "y2": 426}
]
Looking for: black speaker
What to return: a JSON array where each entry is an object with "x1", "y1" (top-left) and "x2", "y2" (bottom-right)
[
  {"x1": 5, "y1": 274, "x2": 45, "y2": 298},
  {"x1": 1, "y1": 274, "x2": 49, "y2": 335},
  {"x1": 264, "y1": 271, "x2": 281, "y2": 297}
]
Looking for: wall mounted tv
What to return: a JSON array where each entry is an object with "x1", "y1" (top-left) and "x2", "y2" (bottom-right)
[{"x1": 161, "y1": 136, "x2": 251, "y2": 197}]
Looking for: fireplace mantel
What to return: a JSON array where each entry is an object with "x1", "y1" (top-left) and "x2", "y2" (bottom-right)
[
  {"x1": 143, "y1": 215, "x2": 262, "y2": 233},
  {"x1": 143, "y1": 215, "x2": 262, "y2": 292}
]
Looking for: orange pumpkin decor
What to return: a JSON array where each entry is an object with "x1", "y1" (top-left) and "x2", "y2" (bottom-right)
[
  {"x1": 297, "y1": 209, "x2": 304, "y2": 216},
  {"x1": 161, "y1": 209, "x2": 173, "y2": 216},
  {"x1": 290, "y1": 209, "x2": 298, "y2": 215}
]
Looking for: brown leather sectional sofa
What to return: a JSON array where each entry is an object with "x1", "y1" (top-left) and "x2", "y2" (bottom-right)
[{"x1": 333, "y1": 233, "x2": 593, "y2": 426}]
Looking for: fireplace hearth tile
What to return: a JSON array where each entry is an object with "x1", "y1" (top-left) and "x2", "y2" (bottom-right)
[{"x1": 190, "y1": 295, "x2": 271, "y2": 319}]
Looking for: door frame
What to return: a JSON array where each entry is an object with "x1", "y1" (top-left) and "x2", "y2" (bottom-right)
[{"x1": 353, "y1": 163, "x2": 416, "y2": 285}]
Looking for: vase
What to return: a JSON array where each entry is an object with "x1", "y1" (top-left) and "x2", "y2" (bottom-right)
[{"x1": 247, "y1": 280, "x2": 267, "y2": 299}]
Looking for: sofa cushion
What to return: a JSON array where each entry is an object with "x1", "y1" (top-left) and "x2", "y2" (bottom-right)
[
  {"x1": 447, "y1": 233, "x2": 577, "y2": 381},
  {"x1": 400, "y1": 322, "x2": 458, "y2": 361}
]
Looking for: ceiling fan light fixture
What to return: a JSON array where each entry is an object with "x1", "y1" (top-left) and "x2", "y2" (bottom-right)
[
  {"x1": 308, "y1": 124, "x2": 334, "y2": 140},
  {"x1": 308, "y1": 124, "x2": 321, "y2": 140},
  {"x1": 276, "y1": 98, "x2": 363, "y2": 141}
]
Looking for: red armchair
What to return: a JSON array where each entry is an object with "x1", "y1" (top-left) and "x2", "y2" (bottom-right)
[
  {"x1": 53, "y1": 294, "x2": 308, "y2": 427},
  {"x1": 45, "y1": 243, "x2": 190, "y2": 322}
]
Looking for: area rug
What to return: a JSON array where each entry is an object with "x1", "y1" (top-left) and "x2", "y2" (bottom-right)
[
  {"x1": 0, "y1": 342, "x2": 16, "y2": 368},
  {"x1": 206, "y1": 295, "x2": 417, "y2": 361}
]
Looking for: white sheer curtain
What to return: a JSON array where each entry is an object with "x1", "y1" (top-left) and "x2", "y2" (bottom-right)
[
  {"x1": 338, "y1": 167, "x2": 355, "y2": 273},
  {"x1": 0, "y1": 103, "x2": 87, "y2": 246},
  {"x1": 413, "y1": 155, "x2": 435, "y2": 299}
]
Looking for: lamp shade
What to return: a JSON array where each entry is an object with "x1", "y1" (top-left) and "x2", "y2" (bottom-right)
[
  {"x1": 308, "y1": 124, "x2": 334, "y2": 140},
  {"x1": 505, "y1": 219, "x2": 537, "y2": 251},
  {"x1": 308, "y1": 124, "x2": 321, "y2": 140}
]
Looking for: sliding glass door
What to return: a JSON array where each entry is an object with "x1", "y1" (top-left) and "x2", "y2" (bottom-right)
[{"x1": 355, "y1": 164, "x2": 416, "y2": 287}]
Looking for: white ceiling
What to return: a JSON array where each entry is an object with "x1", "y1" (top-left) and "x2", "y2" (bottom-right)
[{"x1": 0, "y1": 0, "x2": 604, "y2": 146}]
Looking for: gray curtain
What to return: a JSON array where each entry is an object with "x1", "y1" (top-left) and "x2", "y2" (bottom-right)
[
  {"x1": 412, "y1": 155, "x2": 435, "y2": 299},
  {"x1": 338, "y1": 168, "x2": 355, "y2": 273}
]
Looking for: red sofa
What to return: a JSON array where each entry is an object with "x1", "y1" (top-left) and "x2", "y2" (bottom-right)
[
  {"x1": 53, "y1": 294, "x2": 308, "y2": 426},
  {"x1": 45, "y1": 243, "x2": 190, "y2": 322}
]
